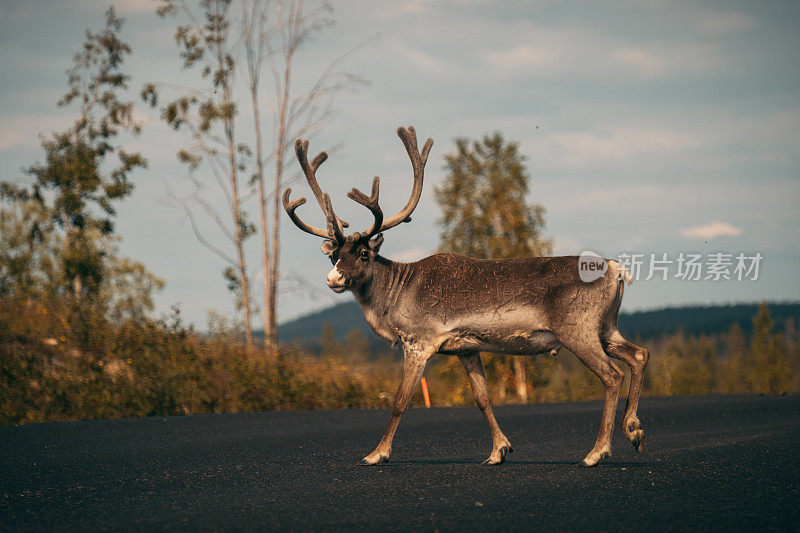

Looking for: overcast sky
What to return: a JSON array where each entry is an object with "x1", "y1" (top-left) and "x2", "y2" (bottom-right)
[{"x1": 1, "y1": 0, "x2": 798, "y2": 328}]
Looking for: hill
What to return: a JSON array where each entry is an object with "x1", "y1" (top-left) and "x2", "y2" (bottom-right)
[{"x1": 277, "y1": 301, "x2": 800, "y2": 350}]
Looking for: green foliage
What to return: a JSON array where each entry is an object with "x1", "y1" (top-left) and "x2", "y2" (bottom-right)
[
  {"x1": 642, "y1": 303, "x2": 796, "y2": 397},
  {"x1": 0, "y1": 200, "x2": 164, "y2": 328},
  {"x1": 101, "y1": 253, "x2": 166, "y2": 323},
  {"x1": 0, "y1": 8, "x2": 145, "y2": 299},
  {"x1": 146, "y1": 0, "x2": 241, "y2": 166},
  {"x1": 0, "y1": 202, "x2": 61, "y2": 298},
  {"x1": 434, "y1": 132, "x2": 552, "y2": 260},
  {"x1": 719, "y1": 323, "x2": 746, "y2": 393},
  {"x1": 5, "y1": 7, "x2": 144, "y2": 228}
]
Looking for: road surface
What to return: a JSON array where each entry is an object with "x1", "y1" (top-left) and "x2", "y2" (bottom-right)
[{"x1": 2, "y1": 395, "x2": 798, "y2": 530}]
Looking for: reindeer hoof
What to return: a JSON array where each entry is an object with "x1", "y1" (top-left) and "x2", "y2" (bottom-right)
[
  {"x1": 631, "y1": 430, "x2": 646, "y2": 453},
  {"x1": 482, "y1": 445, "x2": 512, "y2": 465},
  {"x1": 623, "y1": 418, "x2": 646, "y2": 454},
  {"x1": 580, "y1": 448, "x2": 611, "y2": 467},
  {"x1": 361, "y1": 453, "x2": 389, "y2": 465}
]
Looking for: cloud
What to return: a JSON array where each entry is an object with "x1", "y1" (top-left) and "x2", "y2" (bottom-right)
[
  {"x1": 400, "y1": 0, "x2": 435, "y2": 14},
  {"x1": 486, "y1": 45, "x2": 552, "y2": 72},
  {"x1": 612, "y1": 47, "x2": 666, "y2": 78},
  {"x1": 385, "y1": 41, "x2": 460, "y2": 78},
  {"x1": 611, "y1": 43, "x2": 731, "y2": 79},
  {"x1": 679, "y1": 222, "x2": 742, "y2": 240},
  {"x1": 484, "y1": 24, "x2": 734, "y2": 81},
  {"x1": 692, "y1": 11, "x2": 755, "y2": 35},
  {"x1": 520, "y1": 108, "x2": 800, "y2": 178},
  {"x1": 404, "y1": 47, "x2": 445, "y2": 73},
  {"x1": 0, "y1": 113, "x2": 73, "y2": 152},
  {"x1": 547, "y1": 126, "x2": 701, "y2": 167}
]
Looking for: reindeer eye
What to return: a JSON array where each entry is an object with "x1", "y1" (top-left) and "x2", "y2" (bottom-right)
[{"x1": 359, "y1": 250, "x2": 370, "y2": 261}]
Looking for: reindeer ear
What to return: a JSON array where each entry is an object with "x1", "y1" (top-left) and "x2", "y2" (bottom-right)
[
  {"x1": 368, "y1": 233, "x2": 384, "y2": 253},
  {"x1": 321, "y1": 240, "x2": 337, "y2": 256}
]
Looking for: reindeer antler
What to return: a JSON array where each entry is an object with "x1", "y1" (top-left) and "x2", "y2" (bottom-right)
[
  {"x1": 382, "y1": 126, "x2": 433, "y2": 230},
  {"x1": 284, "y1": 127, "x2": 433, "y2": 247},
  {"x1": 346, "y1": 176, "x2": 382, "y2": 240},
  {"x1": 345, "y1": 126, "x2": 433, "y2": 241},
  {"x1": 321, "y1": 193, "x2": 345, "y2": 244},
  {"x1": 282, "y1": 189, "x2": 328, "y2": 239},
  {"x1": 282, "y1": 138, "x2": 348, "y2": 244}
]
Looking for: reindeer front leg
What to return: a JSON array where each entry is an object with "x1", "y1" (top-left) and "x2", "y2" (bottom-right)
[{"x1": 362, "y1": 345, "x2": 433, "y2": 465}]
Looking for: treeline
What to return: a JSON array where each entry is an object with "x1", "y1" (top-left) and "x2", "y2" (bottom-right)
[
  {"x1": 277, "y1": 301, "x2": 800, "y2": 349},
  {"x1": 618, "y1": 302, "x2": 800, "y2": 339},
  {"x1": 2, "y1": 298, "x2": 797, "y2": 426}
]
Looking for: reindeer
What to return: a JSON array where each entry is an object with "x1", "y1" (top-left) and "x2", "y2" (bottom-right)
[{"x1": 283, "y1": 126, "x2": 650, "y2": 467}]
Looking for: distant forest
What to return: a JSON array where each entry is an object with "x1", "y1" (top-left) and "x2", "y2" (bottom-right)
[{"x1": 276, "y1": 301, "x2": 800, "y2": 353}]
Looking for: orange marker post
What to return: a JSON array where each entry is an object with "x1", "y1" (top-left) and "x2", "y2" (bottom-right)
[{"x1": 420, "y1": 377, "x2": 431, "y2": 408}]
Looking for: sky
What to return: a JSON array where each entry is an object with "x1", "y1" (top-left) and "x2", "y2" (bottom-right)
[{"x1": 1, "y1": 0, "x2": 799, "y2": 329}]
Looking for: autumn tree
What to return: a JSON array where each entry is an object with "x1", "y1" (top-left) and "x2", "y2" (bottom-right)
[
  {"x1": 434, "y1": 132, "x2": 552, "y2": 402},
  {"x1": 146, "y1": 0, "x2": 256, "y2": 348},
  {"x1": 0, "y1": 8, "x2": 163, "y2": 338},
  {"x1": 720, "y1": 322, "x2": 746, "y2": 393},
  {"x1": 745, "y1": 303, "x2": 790, "y2": 393},
  {"x1": 319, "y1": 322, "x2": 343, "y2": 362},
  {"x1": 0, "y1": 7, "x2": 146, "y2": 300},
  {"x1": 0, "y1": 201, "x2": 61, "y2": 299},
  {"x1": 435, "y1": 132, "x2": 551, "y2": 260}
]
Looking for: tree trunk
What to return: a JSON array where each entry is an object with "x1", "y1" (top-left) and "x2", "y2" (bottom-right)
[
  {"x1": 268, "y1": 135, "x2": 283, "y2": 350},
  {"x1": 225, "y1": 103, "x2": 253, "y2": 350},
  {"x1": 513, "y1": 357, "x2": 528, "y2": 403},
  {"x1": 267, "y1": 55, "x2": 293, "y2": 355},
  {"x1": 64, "y1": 226, "x2": 81, "y2": 300},
  {"x1": 496, "y1": 374, "x2": 507, "y2": 403},
  {"x1": 251, "y1": 84, "x2": 274, "y2": 354}
]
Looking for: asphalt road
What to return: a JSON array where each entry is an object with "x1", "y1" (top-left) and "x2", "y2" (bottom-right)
[{"x1": 2, "y1": 395, "x2": 798, "y2": 531}]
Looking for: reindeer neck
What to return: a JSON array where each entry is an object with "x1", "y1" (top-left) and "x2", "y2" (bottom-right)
[{"x1": 352, "y1": 256, "x2": 412, "y2": 312}]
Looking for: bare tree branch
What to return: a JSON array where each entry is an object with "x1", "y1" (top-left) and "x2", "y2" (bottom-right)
[
  {"x1": 169, "y1": 192, "x2": 237, "y2": 265},
  {"x1": 153, "y1": 0, "x2": 256, "y2": 348}
]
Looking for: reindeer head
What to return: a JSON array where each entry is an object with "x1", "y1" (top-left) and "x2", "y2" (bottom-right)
[{"x1": 283, "y1": 126, "x2": 433, "y2": 293}]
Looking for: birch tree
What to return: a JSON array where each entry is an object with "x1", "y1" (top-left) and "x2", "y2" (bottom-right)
[
  {"x1": 147, "y1": 0, "x2": 256, "y2": 348},
  {"x1": 242, "y1": 0, "x2": 366, "y2": 352},
  {"x1": 150, "y1": 0, "x2": 366, "y2": 352}
]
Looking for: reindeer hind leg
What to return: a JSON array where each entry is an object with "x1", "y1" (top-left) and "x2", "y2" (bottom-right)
[
  {"x1": 602, "y1": 330, "x2": 650, "y2": 453},
  {"x1": 561, "y1": 336, "x2": 624, "y2": 467}
]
